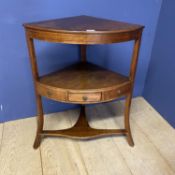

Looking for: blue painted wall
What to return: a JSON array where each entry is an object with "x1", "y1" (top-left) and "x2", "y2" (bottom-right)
[
  {"x1": 0, "y1": 0, "x2": 162, "y2": 122},
  {"x1": 143, "y1": 0, "x2": 175, "y2": 128}
]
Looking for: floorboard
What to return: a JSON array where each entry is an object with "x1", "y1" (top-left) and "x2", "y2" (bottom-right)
[
  {"x1": 68, "y1": 109, "x2": 132, "y2": 175},
  {"x1": 129, "y1": 98, "x2": 175, "y2": 173},
  {"x1": 40, "y1": 112, "x2": 88, "y2": 175},
  {"x1": 0, "y1": 123, "x2": 3, "y2": 152},
  {"x1": 0, "y1": 118, "x2": 42, "y2": 175},
  {"x1": 0, "y1": 97, "x2": 174, "y2": 175},
  {"x1": 96, "y1": 102, "x2": 174, "y2": 175}
]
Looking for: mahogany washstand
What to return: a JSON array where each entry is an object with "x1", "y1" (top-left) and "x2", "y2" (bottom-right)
[{"x1": 24, "y1": 15, "x2": 144, "y2": 149}]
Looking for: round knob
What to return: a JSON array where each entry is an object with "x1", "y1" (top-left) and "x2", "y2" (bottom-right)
[
  {"x1": 82, "y1": 96, "x2": 88, "y2": 101},
  {"x1": 117, "y1": 90, "x2": 121, "y2": 94}
]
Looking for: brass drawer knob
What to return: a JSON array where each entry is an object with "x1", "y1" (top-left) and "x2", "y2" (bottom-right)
[
  {"x1": 82, "y1": 96, "x2": 88, "y2": 101},
  {"x1": 117, "y1": 90, "x2": 121, "y2": 94}
]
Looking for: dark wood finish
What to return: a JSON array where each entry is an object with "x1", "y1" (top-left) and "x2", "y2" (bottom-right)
[
  {"x1": 68, "y1": 92, "x2": 101, "y2": 103},
  {"x1": 24, "y1": 15, "x2": 143, "y2": 44},
  {"x1": 80, "y1": 45, "x2": 87, "y2": 62},
  {"x1": 42, "y1": 105, "x2": 126, "y2": 138},
  {"x1": 24, "y1": 15, "x2": 143, "y2": 33},
  {"x1": 36, "y1": 62, "x2": 131, "y2": 104},
  {"x1": 124, "y1": 35, "x2": 142, "y2": 146},
  {"x1": 25, "y1": 35, "x2": 44, "y2": 149},
  {"x1": 24, "y1": 15, "x2": 144, "y2": 149}
]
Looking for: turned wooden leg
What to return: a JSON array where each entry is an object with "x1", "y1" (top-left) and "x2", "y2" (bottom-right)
[
  {"x1": 33, "y1": 95, "x2": 44, "y2": 149},
  {"x1": 124, "y1": 94, "x2": 134, "y2": 146}
]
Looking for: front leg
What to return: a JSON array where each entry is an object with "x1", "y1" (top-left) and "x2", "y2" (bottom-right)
[
  {"x1": 33, "y1": 95, "x2": 44, "y2": 149},
  {"x1": 124, "y1": 94, "x2": 134, "y2": 146}
]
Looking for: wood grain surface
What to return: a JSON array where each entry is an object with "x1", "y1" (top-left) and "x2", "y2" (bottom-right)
[
  {"x1": 0, "y1": 97, "x2": 174, "y2": 175},
  {"x1": 36, "y1": 62, "x2": 131, "y2": 104},
  {"x1": 24, "y1": 15, "x2": 143, "y2": 147},
  {"x1": 0, "y1": 124, "x2": 3, "y2": 152},
  {"x1": 38, "y1": 62, "x2": 129, "y2": 91},
  {"x1": 0, "y1": 118, "x2": 42, "y2": 175},
  {"x1": 97, "y1": 102, "x2": 175, "y2": 175},
  {"x1": 128, "y1": 98, "x2": 175, "y2": 172},
  {"x1": 24, "y1": 15, "x2": 143, "y2": 34},
  {"x1": 24, "y1": 15, "x2": 143, "y2": 44},
  {"x1": 68, "y1": 108, "x2": 133, "y2": 175},
  {"x1": 40, "y1": 111, "x2": 88, "y2": 175}
]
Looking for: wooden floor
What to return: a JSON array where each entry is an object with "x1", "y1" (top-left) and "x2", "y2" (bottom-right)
[{"x1": 0, "y1": 97, "x2": 175, "y2": 175}]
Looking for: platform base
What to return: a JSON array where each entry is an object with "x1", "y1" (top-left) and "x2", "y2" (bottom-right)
[{"x1": 33, "y1": 105, "x2": 131, "y2": 149}]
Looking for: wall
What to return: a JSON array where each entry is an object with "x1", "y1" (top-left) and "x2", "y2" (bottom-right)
[
  {"x1": 0, "y1": 0, "x2": 162, "y2": 122},
  {"x1": 143, "y1": 0, "x2": 175, "y2": 128}
]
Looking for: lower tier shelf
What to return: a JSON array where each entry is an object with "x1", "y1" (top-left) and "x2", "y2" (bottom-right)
[
  {"x1": 34, "y1": 106, "x2": 127, "y2": 149},
  {"x1": 36, "y1": 62, "x2": 131, "y2": 104},
  {"x1": 42, "y1": 128, "x2": 126, "y2": 139}
]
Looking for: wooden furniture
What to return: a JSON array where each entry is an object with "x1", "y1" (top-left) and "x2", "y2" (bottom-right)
[{"x1": 23, "y1": 15, "x2": 144, "y2": 149}]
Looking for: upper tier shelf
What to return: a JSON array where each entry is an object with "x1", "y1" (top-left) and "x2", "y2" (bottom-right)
[{"x1": 24, "y1": 15, "x2": 144, "y2": 44}]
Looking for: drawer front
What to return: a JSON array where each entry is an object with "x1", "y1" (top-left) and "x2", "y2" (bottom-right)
[
  {"x1": 103, "y1": 85, "x2": 130, "y2": 101},
  {"x1": 68, "y1": 92, "x2": 101, "y2": 102},
  {"x1": 36, "y1": 83, "x2": 67, "y2": 101}
]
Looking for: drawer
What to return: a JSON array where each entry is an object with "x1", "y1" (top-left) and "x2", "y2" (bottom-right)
[
  {"x1": 103, "y1": 85, "x2": 130, "y2": 101},
  {"x1": 36, "y1": 83, "x2": 67, "y2": 101},
  {"x1": 68, "y1": 92, "x2": 101, "y2": 102}
]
